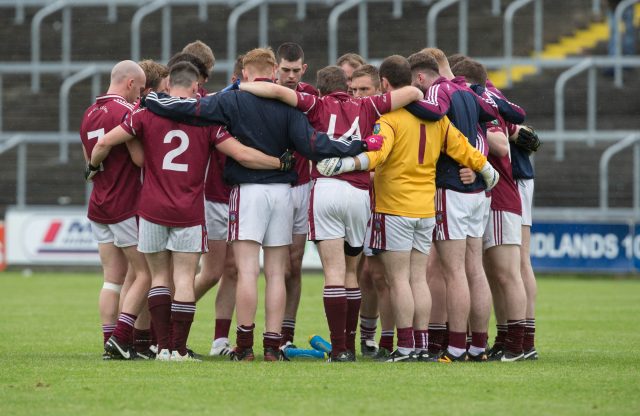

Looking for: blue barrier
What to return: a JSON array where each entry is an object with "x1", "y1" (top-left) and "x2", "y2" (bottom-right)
[{"x1": 530, "y1": 222, "x2": 639, "y2": 273}]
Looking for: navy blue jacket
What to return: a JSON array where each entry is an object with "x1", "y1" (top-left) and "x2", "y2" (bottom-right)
[
  {"x1": 144, "y1": 90, "x2": 365, "y2": 185},
  {"x1": 404, "y1": 77, "x2": 496, "y2": 193},
  {"x1": 510, "y1": 143, "x2": 535, "y2": 180}
]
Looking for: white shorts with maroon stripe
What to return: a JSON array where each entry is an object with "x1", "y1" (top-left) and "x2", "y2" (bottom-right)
[
  {"x1": 309, "y1": 178, "x2": 370, "y2": 247},
  {"x1": 228, "y1": 183, "x2": 293, "y2": 247},
  {"x1": 368, "y1": 213, "x2": 435, "y2": 254},
  {"x1": 434, "y1": 188, "x2": 490, "y2": 241},
  {"x1": 518, "y1": 179, "x2": 534, "y2": 227},
  {"x1": 205, "y1": 200, "x2": 229, "y2": 241},
  {"x1": 291, "y1": 181, "x2": 312, "y2": 235},
  {"x1": 483, "y1": 210, "x2": 522, "y2": 250},
  {"x1": 137, "y1": 217, "x2": 208, "y2": 253},
  {"x1": 90, "y1": 217, "x2": 138, "y2": 248}
]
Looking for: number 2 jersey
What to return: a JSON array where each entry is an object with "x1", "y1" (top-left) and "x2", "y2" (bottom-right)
[
  {"x1": 121, "y1": 107, "x2": 232, "y2": 228},
  {"x1": 80, "y1": 94, "x2": 141, "y2": 224}
]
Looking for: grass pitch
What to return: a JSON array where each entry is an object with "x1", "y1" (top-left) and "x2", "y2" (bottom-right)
[{"x1": 1, "y1": 272, "x2": 639, "y2": 416}]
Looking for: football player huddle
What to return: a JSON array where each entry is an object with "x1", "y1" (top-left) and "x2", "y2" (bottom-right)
[{"x1": 80, "y1": 39, "x2": 540, "y2": 364}]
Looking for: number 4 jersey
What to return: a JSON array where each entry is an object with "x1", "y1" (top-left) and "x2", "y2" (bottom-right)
[
  {"x1": 121, "y1": 107, "x2": 231, "y2": 228},
  {"x1": 80, "y1": 94, "x2": 141, "y2": 224}
]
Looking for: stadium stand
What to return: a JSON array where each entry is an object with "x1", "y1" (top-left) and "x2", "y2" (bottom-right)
[{"x1": 0, "y1": 0, "x2": 638, "y2": 216}]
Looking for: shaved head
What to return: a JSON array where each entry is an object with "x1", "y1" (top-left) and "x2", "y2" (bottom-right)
[
  {"x1": 111, "y1": 60, "x2": 145, "y2": 84},
  {"x1": 108, "y1": 60, "x2": 146, "y2": 103}
]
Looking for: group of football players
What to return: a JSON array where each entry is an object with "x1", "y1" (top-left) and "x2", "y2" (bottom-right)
[{"x1": 81, "y1": 38, "x2": 540, "y2": 363}]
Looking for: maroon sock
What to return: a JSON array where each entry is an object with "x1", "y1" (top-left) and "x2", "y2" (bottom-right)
[
  {"x1": 150, "y1": 321, "x2": 157, "y2": 347},
  {"x1": 523, "y1": 318, "x2": 536, "y2": 351},
  {"x1": 323, "y1": 286, "x2": 347, "y2": 356},
  {"x1": 112, "y1": 313, "x2": 136, "y2": 344},
  {"x1": 102, "y1": 324, "x2": 116, "y2": 346},
  {"x1": 494, "y1": 323, "x2": 508, "y2": 348},
  {"x1": 471, "y1": 331, "x2": 488, "y2": 351},
  {"x1": 466, "y1": 332, "x2": 472, "y2": 350},
  {"x1": 396, "y1": 327, "x2": 414, "y2": 350},
  {"x1": 379, "y1": 330, "x2": 394, "y2": 351},
  {"x1": 414, "y1": 329, "x2": 428, "y2": 351},
  {"x1": 449, "y1": 331, "x2": 467, "y2": 351},
  {"x1": 427, "y1": 323, "x2": 446, "y2": 354},
  {"x1": 505, "y1": 320, "x2": 525, "y2": 355},
  {"x1": 147, "y1": 287, "x2": 172, "y2": 351},
  {"x1": 214, "y1": 318, "x2": 232, "y2": 340},
  {"x1": 236, "y1": 324, "x2": 255, "y2": 350},
  {"x1": 281, "y1": 319, "x2": 295, "y2": 344},
  {"x1": 171, "y1": 301, "x2": 196, "y2": 356},
  {"x1": 263, "y1": 332, "x2": 282, "y2": 350},
  {"x1": 134, "y1": 329, "x2": 152, "y2": 353},
  {"x1": 345, "y1": 288, "x2": 361, "y2": 353}
]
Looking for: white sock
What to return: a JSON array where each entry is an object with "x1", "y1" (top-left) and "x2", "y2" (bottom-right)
[{"x1": 447, "y1": 346, "x2": 466, "y2": 357}]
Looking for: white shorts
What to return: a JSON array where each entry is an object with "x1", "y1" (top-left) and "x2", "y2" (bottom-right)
[
  {"x1": 291, "y1": 181, "x2": 312, "y2": 235},
  {"x1": 434, "y1": 188, "x2": 490, "y2": 241},
  {"x1": 369, "y1": 213, "x2": 436, "y2": 255},
  {"x1": 228, "y1": 183, "x2": 293, "y2": 247},
  {"x1": 137, "y1": 217, "x2": 208, "y2": 253},
  {"x1": 363, "y1": 214, "x2": 374, "y2": 257},
  {"x1": 518, "y1": 179, "x2": 534, "y2": 227},
  {"x1": 90, "y1": 217, "x2": 138, "y2": 248},
  {"x1": 309, "y1": 178, "x2": 370, "y2": 247},
  {"x1": 483, "y1": 210, "x2": 522, "y2": 250},
  {"x1": 205, "y1": 200, "x2": 229, "y2": 241}
]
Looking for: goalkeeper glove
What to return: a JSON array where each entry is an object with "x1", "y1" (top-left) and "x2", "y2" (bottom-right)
[
  {"x1": 279, "y1": 149, "x2": 296, "y2": 171},
  {"x1": 479, "y1": 161, "x2": 500, "y2": 191},
  {"x1": 84, "y1": 162, "x2": 100, "y2": 182}
]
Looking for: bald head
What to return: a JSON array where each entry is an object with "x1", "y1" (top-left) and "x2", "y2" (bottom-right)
[{"x1": 108, "y1": 60, "x2": 146, "y2": 103}]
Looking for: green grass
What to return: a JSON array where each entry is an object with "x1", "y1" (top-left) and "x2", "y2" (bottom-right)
[{"x1": 1, "y1": 272, "x2": 639, "y2": 416}]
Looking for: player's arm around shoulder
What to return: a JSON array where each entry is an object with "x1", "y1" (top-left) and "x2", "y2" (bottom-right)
[
  {"x1": 90, "y1": 125, "x2": 135, "y2": 167},
  {"x1": 125, "y1": 138, "x2": 144, "y2": 167},
  {"x1": 239, "y1": 81, "x2": 298, "y2": 107},
  {"x1": 388, "y1": 86, "x2": 423, "y2": 111},
  {"x1": 486, "y1": 128, "x2": 509, "y2": 157},
  {"x1": 213, "y1": 124, "x2": 281, "y2": 171}
]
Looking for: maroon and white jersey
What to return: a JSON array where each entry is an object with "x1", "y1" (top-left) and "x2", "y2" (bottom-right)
[
  {"x1": 121, "y1": 107, "x2": 232, "y2": 227},
  {"x1": 205, "y1": 149, "x2": 232, "y2": 204},
  {"x1": 296, "y1": 91, "x2": 392, "y2": 190},
  {"x1": 80, "y1": 94, "x2": 140, "y2": 224},
  {"x1": 292, "y1": 82, "x2": 318, "y2": 186},
  {"x1": 486, "y1": 116, "x2": 521, "y2": 215}
]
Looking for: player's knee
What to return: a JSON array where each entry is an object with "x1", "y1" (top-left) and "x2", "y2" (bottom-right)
[{"x1": 344, "y1": 242, "x2": 363, "y2": 257}]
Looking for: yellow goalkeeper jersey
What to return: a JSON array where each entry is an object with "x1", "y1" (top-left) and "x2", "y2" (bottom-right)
[{"x1": 366, "y1": 109, "x2": 487, "y2": 218}]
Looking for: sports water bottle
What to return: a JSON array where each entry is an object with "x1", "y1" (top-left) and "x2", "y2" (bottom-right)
[
  {"x1": 308, "y1": 334, "x2": 332, "y2": 354},
  {"x1": 282, "y1": 347, "x2": 326, "y2": 360}
]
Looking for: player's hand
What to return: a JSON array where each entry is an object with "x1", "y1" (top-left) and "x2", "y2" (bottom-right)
[
  {"x1": 459, "y1": 167, "x2": 476, "y2": 185},
  {"x1": 279, "y1": 149, "x2": 296, "y2": 171},
  {"x1": 479, "y1": 162, "x2": 500, "y2": 191},
  {"x1": 361, "y1": 134, "x2": 384, "y2": 152},
  {"x1": 84, "y1": 162, "x2": 100, "y2": 182}
]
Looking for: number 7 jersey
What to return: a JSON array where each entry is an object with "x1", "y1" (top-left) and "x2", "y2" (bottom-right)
[
  {"x1": 80, "y1": 94, "x2": 141, "y2": 224},
  {"x1": 121, "y1": 107, "x2": 231, "y2": 228}
]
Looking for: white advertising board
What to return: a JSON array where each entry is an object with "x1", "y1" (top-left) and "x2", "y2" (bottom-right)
[{"x1": 5, "y1": 206, "x2": 324, "y2": 269}]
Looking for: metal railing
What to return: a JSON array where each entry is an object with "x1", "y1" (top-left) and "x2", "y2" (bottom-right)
[
  {"x1": 503, "y1": 0, "x2": 543, "y2": 88},
  {"x1": 599, "y1": 133, "x2": 640, "y2": 213},
  {"x1": 427, "y1": 0, "x2": 468, "y2": 57},
  {"x1": 552, "y1": 56, "x2": 640, "y2": 161},
  {"x1": 613, "y1": 0, "x2": 640, "y2": 87}
]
